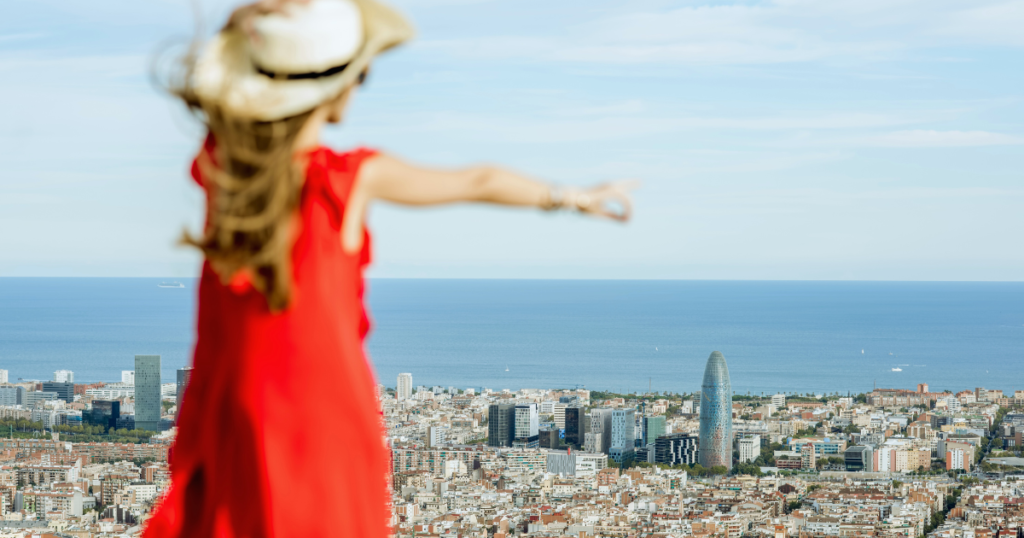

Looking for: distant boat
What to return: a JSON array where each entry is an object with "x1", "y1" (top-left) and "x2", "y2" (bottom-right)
[
  {"x1": 158, "y1": 281, "x2": 185, "y2": 289},
  {"x1": 505, "y1": 365, "x2": 509, "y2": 372},
  {"x1": 892, "y1": 367, "x2": 902, "y2": 372}
]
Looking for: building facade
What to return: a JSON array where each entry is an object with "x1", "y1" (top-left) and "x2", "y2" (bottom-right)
[
  {"x1": 643, "y1": 416, "x2": 666, "y2": 447},
  {"x1": 553, "y1": 403, "x2": 567, "y2": 429},
  {"x1": 699, "y1": 351, "x2": 733, "y2": 470},
  {"x1": 176, "y1": 367, "x2": 193, "y2": 413},
  {"x1": 585, "y1": 409, "x2": 613, "y2": 454},
  {"x1": 134, "y1": 355, "x2": 161, "y2": 432},
  {"x1": 738, "y1": 434, "x2": 760, "y2": 463},
  {"x1": 844, "y1": 445, "x2": 874, "y2": 472},
  {"x1": 655, "y1": 433, "x2": 699, "y2": 466},
  {"x1": 24, "y1": 391, "x2": 57, "y2": 408},
  {"x1": 514, "y1": 404, "x2": 539, "y2": 448},
  {"x1": 487, "y1": 403, "x2": 516, "y2": 447},
  {"x1": 396, "y1": 373, "x2": 413, "y2": 400},
  {"x1": 0, "y1": 386, "x2": 25, "y2": 406},
  {"x1": 564, "y1": 407, "x2": 586, "y2": 448},
  {"x1": 609, "y1": 409, "x2": 636, "y2": 464},
  {"x1": 88, "y1": 401, "x2": 121, "y2": 430},
  {"x1": 41, "y1": 382, "x2": 74, "y2": 404}
]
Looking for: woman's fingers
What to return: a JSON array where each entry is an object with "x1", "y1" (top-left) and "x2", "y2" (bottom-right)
[{"x1": 583, "y1": 181, "x2": 636, "y2": 222}]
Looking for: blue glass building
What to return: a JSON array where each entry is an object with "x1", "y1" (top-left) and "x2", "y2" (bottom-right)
[{"x1": 698, "y1": 351, "x2": 733, "y2": 470}]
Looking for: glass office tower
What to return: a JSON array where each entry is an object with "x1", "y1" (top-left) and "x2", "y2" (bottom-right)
[
  {"x1": 698, "y1": 350, "x2": 733, "y2": 470},
  {"x1": 134, "y1": 355, "x2": 161, "y2": 431}
]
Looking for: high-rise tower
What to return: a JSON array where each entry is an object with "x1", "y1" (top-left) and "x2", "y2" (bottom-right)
[
  {"x1": 698, "y1": 350, "x2": 733, "y2": 470},
  {"x1": 134, "y1": 355, "x2": 161, "y2": 431},
  {"x1": 176, "y1": 367, "x2": 193, "y2": 421},
  {"x1": 396, "y1": 373, "x2": 413, "y2": 400},
  {"x1": 487, "y1": 403, "x2": 516, "y2": 447}
]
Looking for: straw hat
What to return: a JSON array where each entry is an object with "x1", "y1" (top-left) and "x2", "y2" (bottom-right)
[{"x1": 193, "y1": 0, "x2": 413, "y2": 121}]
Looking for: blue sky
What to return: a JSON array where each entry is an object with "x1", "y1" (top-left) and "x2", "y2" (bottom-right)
[{"x1": 1, "y1": 0, "x2": 1022, "y2": 280}]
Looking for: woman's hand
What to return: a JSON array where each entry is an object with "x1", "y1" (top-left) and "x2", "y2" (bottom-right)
[{"x1": 560, "y1": 181, "x2": 637, "y2": 223}]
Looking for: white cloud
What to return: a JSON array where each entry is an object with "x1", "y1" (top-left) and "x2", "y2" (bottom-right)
[
  {"x1": 867, "y1": 130, "x2": 1024, "y2": 148},
  {"x1": 420, "y1": 0, "x2": 1024, "y2": 65}
]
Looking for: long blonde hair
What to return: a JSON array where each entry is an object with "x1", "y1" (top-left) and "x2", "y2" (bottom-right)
[{"x1": 171, "y1": 58, "x2": 315, "y2": 311}]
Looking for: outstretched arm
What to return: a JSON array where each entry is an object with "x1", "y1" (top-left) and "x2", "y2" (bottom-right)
[
  {"x1": 357, "y1": 153, "x2": 633, "y2": 217},
  {"x1": 342, "y1": 153, "x2": 634, "y2": 253}
]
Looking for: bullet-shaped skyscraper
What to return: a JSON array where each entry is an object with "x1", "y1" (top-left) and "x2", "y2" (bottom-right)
[{"x1": 698, "y1": 351, "x2": 733, "y2": 470}]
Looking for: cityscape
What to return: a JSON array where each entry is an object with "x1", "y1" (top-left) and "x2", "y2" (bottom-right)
[{"x1": 1, "y1": 351, "x2": 1023, "y2": 537}]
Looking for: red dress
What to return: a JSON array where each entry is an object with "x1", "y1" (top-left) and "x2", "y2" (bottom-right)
[{"x1": 144, "y1": 142, "x2": 390, "y2": 538}]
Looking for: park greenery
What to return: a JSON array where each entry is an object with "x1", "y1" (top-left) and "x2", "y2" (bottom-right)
[{"x1": 0, "y1": 417, "x2": 156, "y2": 444}]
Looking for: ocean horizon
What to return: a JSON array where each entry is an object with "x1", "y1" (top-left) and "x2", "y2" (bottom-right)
[{"x1": 1, "y1": 277, "x2": 1022, "y2": 396}]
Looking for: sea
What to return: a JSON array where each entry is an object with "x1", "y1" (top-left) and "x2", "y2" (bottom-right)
[{"x1": 0, "y1": 278, "x2": 1022, "y2": 396}]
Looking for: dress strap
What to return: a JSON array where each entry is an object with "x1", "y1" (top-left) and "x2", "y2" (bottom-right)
[{"x1": 303, "y1": 147, "x2": 378, "y2": 230}]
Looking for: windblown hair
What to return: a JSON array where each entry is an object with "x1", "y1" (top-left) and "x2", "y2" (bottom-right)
[{"x1": 167, "y1": 52, "x2": 315, "y2": 311}]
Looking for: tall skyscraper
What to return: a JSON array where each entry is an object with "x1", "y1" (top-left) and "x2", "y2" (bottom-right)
[
  {"x1": 564, "y1": 407, "x2": 586, "y2": 448},
  {"x1": 176, "y1": 367, "x2": 193, "y2": 416},
  {"x1": 0, "y1": 370, "x2": 8, "y2": 384},
  {"x1": 134, "y1": 355, "x2": 161, "y2": 431},
  {"x1": 698, "y1": 350, "x2": 733, "y2": 470},
  {"x1": 396, "y1": 373, "x2": 413, "y2": 400},
  {"x1": 487, "y1": 403, "x2": 516, "y2": 447},
  {"x1": 53, "y1": 370, "x2": 74, "y2": 383},
  {"x1": 585, "y1": 408, "x2": 613, "y2": 454},
  {"x1": 513, "y1": 403, "x2": 539, "y2": 448},
  {"x1": 609, "y1": 409, "x2": 636, "y2": 464}
]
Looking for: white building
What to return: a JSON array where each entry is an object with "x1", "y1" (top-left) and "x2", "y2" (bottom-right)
[
  {"x1": 53, "y1": 370, "x2": 74, "y2": 383},
  {"x1": 86, "y1": 386, "x2": 135, "y2": 400},
  {"x1": 586, "y1": 409, "x2": 613, "y2": 454},
  {"x1": 941, "y1": 395, "x2": 962, "y2": 413},
  {"x1": 0, "y1": 370, "x2": 8, "y2": 384},
  {"x1": 396, "y1": 373, "x2": 413, "y2": 401},
  {"x1": 121, "y1": 371, "x2": 135, "y2": 385},
  {"x1": 947, "y1": 448, "x2": 967, "y2": 471},
  {"x1": 546, "y1": 451, "x2": 608, "y2": 477},
  {"x1": 427, "y1": 425, "x2": 447, "y2": 448},
  {"x1": 127, "y1": 484, "x2": 159, "y2": 503},
  {"x1": 609, "y1": 409, "x2": 636, "y2": 463},
  {"x1": 514, "y1": 403, "x2": 539, "y2": 448},
  {"x1": 771, "y1": 394, "x2": 786, "y2": 407},
  {"x1": 553, "y1": 403, "x2": 568, "y2": 429},
  {"x1": 738, "y1": 434, "x2": 761, "y2": 463},
  {"x1": 610, "y1": 409, "x2": 635, "y2": 450}
]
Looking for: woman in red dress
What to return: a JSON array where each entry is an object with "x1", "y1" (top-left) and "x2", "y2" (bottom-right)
[{"x1": 144, "y1": 0, "x2": 633, "y2": 536}]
